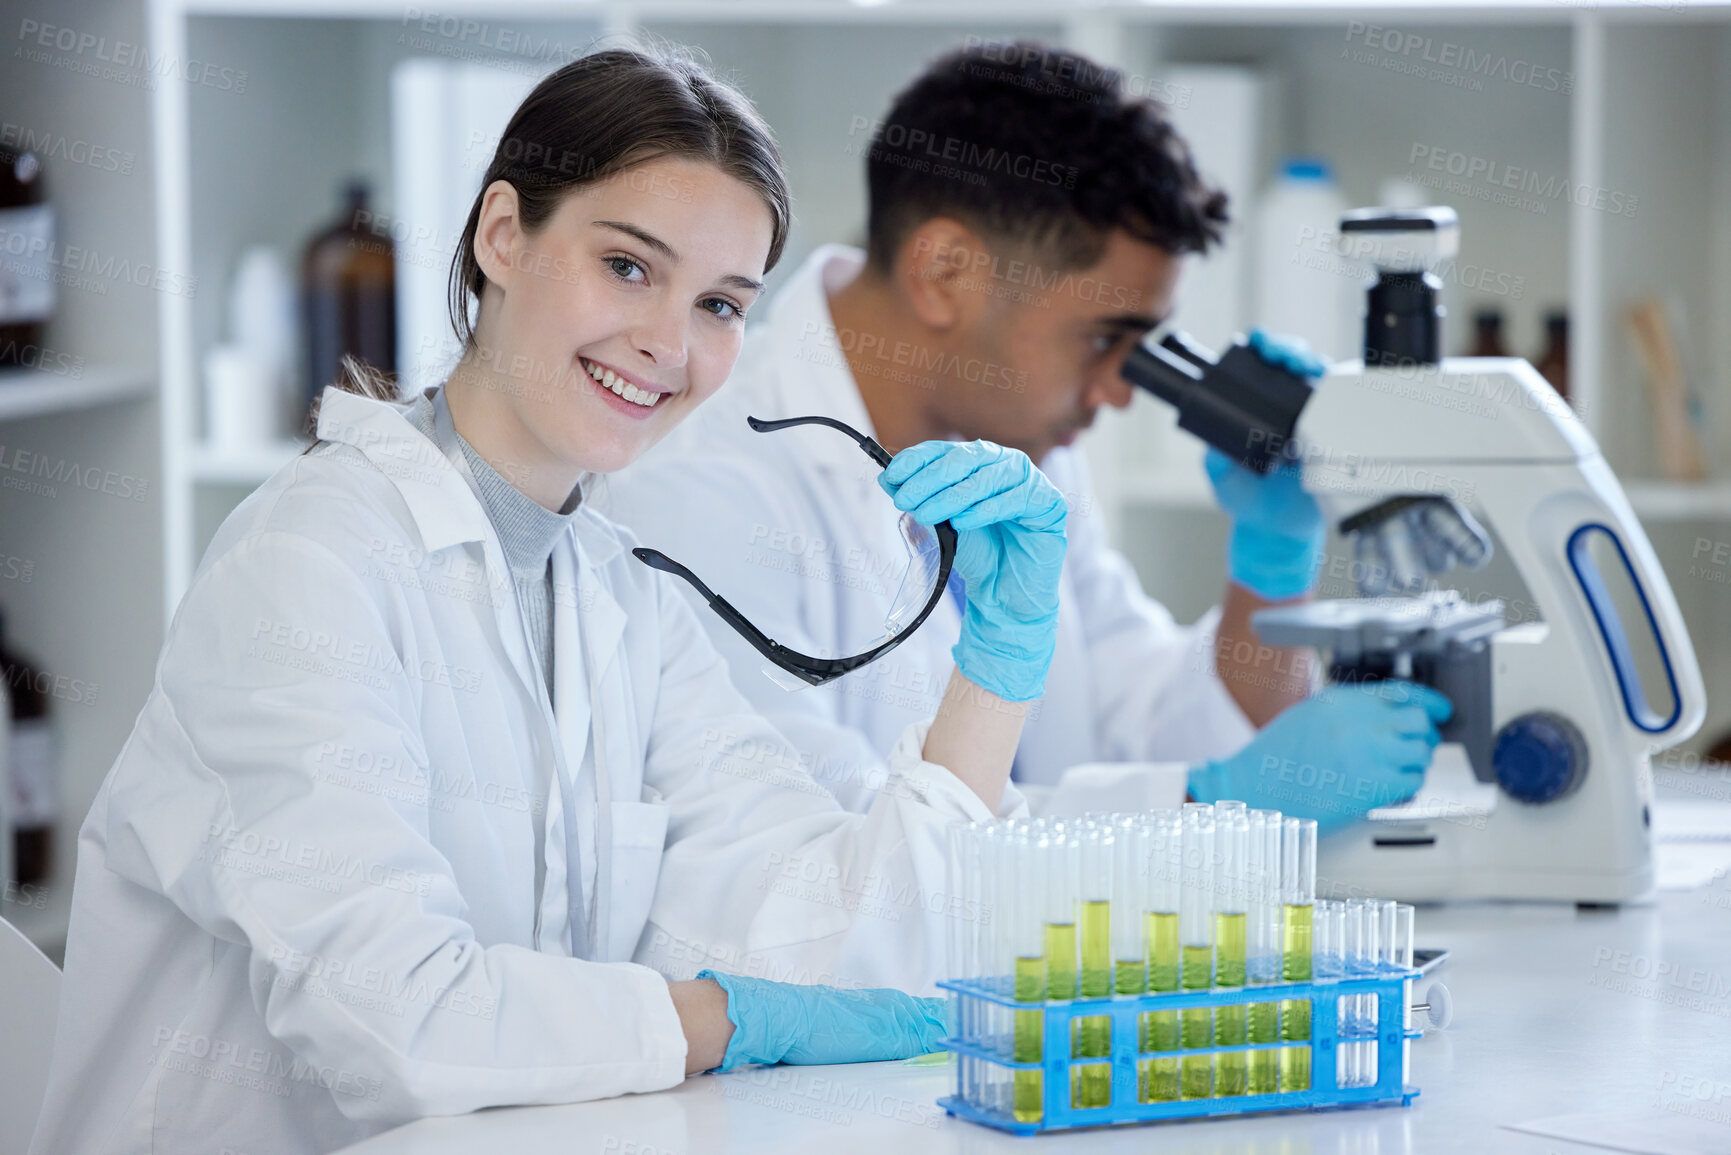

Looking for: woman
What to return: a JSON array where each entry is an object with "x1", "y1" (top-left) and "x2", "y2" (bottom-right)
[{"x1": 29, "y1": 47, "x2": 1067, "y2": 1155}]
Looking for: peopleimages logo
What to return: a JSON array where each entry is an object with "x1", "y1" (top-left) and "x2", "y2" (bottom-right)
[
  {"x1": 1344, "y1": 22, "x2": 1572, "y2": 95},
  {"x1": 1407, "y1": 144, "x2": 1637, "y2": 219}
]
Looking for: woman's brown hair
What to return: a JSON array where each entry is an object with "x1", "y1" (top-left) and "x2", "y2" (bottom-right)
[
  {"x1": 320, "y1": 45, "x2": 790, "y2": 413},
  {"x1": 452, "y1": 45, "x2": 791, "y2": 347}
]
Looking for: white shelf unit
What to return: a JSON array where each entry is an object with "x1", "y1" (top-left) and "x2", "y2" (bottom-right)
[
  {"x1": 0, "y1": 366, "x2": 154, "y2": 422},
  {"x1": 0, "y1": 0, "x2": 166, "y2": 961},
  {"x1": 0, "y1": 0, "x2": 1712, "y2": 962}
]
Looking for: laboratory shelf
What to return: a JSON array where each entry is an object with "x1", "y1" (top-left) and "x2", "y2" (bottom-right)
[
  {"x1": 0, "y1": 366, "x2": 154, "y2": 424},
  {"x1": 189, "y1": 438, "x2": 310, "y2": 485},
  {"x1": 1623, "y1": 480, "x2": 1731, "y2": 522}
]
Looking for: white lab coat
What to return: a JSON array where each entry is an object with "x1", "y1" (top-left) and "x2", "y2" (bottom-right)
[
  {"x1": 604, "y1": 245, "x2": 1256, "y2": 815},
  {"x1": 29, "y1": 386, "x2": 1019, "y2": 1155}
]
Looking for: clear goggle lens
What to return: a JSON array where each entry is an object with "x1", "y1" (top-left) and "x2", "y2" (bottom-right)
[{"x1": 758, "y1": 512, "x2": 946, "y2": 693}]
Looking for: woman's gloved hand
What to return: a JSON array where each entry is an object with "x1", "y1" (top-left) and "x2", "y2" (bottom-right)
[
  {"x1": 880, "y1": 440, "x2": 1067, "y2": 702},
  {"x1": 1204, "y1": 329, "x2": 1329, "y2": 601},
  {"x1": 697, "y1": 969, "x2": 948, "y2": 1072},
  {"x1": 1187, "y1": 680, "x2": 1454, "y2": 836}
]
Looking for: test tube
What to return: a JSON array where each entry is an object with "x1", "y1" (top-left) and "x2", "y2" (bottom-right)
[
  {"x1": 1178, "y1": 803, "x2": 1215, "y2": 1100},
  {"x1": 1139, "y1": 810, "x2": 1182, "y2": 1103},
  {"x1": 1246, "y1": 809, "x2": 1283, "y2": 1096},
  {"x1": 1072, "y1": 818, "x2": 1113, "y2": 1108},
  {"x1": 1393, "y1": 903, "x2": 1416, "y2": 1084},
  {"x1": 1340, "y1": 899, "x2": 1369, "y2": 1088},
  {"x1": 1112, "y1": 815, "x2": 1149, "y2": 997},
  {"x1": 945, "y1": 822, "x2": 977, "y2": 1106},
  {"x1": 1045, "y1": 822, "x2": 1080, "y2": 1004},
  {"x1": 1314, "y1": 900, "x2": 1345, "y2": 980},
  {"x1": 1212, "y1": 801, "x2": 1249, "y2": 1097},
  {"x1": 1279, "y1": 818, "x2": 1316, "y2": 1093},
  {"x1": 1112, "y1": 811, "x2": 1149, "y2": 1107},
  {"x1": 1009, "y1": 824, "x2": 1046, "y2": 1123}
]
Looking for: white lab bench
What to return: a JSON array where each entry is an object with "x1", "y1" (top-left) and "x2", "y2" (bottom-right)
[{"x1": 335, "y1": 886, "x2": 1731, "y2": 1155}]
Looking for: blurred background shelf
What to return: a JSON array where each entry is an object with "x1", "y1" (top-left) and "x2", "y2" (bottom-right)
[
  {"x1": 1625, "y1": 480, "x2": 1731, "y2": 522},
  {"x1": 0, "y1": 367, "x2": 153, "y2": 424}
]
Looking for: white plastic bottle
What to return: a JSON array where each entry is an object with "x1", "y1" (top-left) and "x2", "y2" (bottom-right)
[{"x1": 1252, "y1": 158, "x2": 1356, "y2": 362}]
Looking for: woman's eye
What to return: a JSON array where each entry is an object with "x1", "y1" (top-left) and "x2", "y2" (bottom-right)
[
  {"x1": 1091, "y1": 333, "x2": 1117, "y2": 354},
  {"x1": 606, "y1": 256, "x2": 645, "y2": 282},
  {"x1": 701, "y1": 297, "x2": 745, "y2": 322}
]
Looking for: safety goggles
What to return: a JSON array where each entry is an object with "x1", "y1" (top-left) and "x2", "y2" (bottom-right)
[{"x1": 632, "y1": 415, "x2": 958, "y2": 689}]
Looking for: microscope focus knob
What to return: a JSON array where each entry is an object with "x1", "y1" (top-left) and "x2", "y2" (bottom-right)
[{"x1": 1493, "y1": 712, "x2": 1588, "y2": 804}]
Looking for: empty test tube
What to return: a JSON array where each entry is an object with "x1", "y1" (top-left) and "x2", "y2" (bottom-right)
[
  {"x1": 1279, "y1": 818, "x2": 1316, "y2": 1092},
  {"x1": 1139, "y1": 810, "x2": 1182, "y2": 1103},
  {"x1": 1246, "y1": 809, "x2": 1283, "y2": 1095},
  {"x1": 1212, "y1": 801, "x2": 1250, "y2": 1097},
  {"x1": 1393, "y1": 903, "x2": 1416, "y2": 1083},
  {"x1": 945, "y1": 823, "x2": 979, "y2": 1108},
  {"x1": 1340, "y1": 899, "x2": 1370, "y2": 1088},
  {"x1": 1178, "y1": 803, "x2": 1215, "y2": 1100}
]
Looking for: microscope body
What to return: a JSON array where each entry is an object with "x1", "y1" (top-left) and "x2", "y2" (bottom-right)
[
  {"x1": 1123, "y1": 205, "x2": 1705, "y2": 903},
  {"x1": 1288, "y1": 355, "x2": 1703, "y2": 902}
]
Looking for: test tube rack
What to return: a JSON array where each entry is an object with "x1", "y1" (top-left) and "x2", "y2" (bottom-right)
[{"x1": 937, "y1": 967, "x2": 1420, "y2": 1134}]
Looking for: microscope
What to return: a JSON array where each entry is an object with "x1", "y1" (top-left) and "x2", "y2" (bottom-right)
[{"x1": 1123, "y1": 207, "x2": 1704, "y2": 904}]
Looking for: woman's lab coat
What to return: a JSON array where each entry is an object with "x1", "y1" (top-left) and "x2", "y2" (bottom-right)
[
  {"x1": 28, "y1": 387, "x2": 1014, "y2": 1155},
  {"x1": 603, "y1": 244, "x2": 1258, "y2": 815}
]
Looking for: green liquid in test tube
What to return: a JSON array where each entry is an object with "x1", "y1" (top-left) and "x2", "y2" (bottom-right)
[
  {"x1": 1008, "y1": 825, "x2": 1048, "y2": 1124},
  {"x1": 1140, "y1": 910, "x2": 1180, "y2": 1102},
  {"x1": 1178, "y1": 804, "x2": 1214, "y2": 1101},
  {"x1": 1012, "y1": 954, "x2": 1045, "y2": 1122},
  {"x1": 1213, "y1": 910, "x2": 1248, "y2": 1096},
  {"x1": 1212, "y1": 802, "x2": 1249, "y2": 1098},
  {"x1": 1071, "y1": 820, "x2": 1112, "y2": 1108},
  {"x1": 1046, "y1": 922, "x2": 1077, "y2": 1000},
  {"x1": 1138, "y1": 812, "x2": 1182, "y2": 1103},
  {"x1": 1279, "y1": 818, "x2": 1317, "y2": 1093},
  {"x1": 1072, "y1": 898, "x2": 1112, "y2": 1107}
]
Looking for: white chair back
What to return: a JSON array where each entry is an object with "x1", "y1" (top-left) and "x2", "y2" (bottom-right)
[{"x1": 0, "y1": 917, "x2": 60, "y2": 1155}]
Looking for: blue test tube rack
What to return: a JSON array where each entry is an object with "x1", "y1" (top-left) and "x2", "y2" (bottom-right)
[{"x1": 936, "y1": 967, "x2": 1421, "y2": 1134}]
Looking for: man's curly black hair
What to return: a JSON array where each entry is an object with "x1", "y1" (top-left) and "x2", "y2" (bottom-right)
[{"x1": 865, "y1": 39, "x2": 1229, "y2": 274}]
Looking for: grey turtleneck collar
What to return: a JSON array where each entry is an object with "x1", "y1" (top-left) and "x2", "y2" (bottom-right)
[{"x1": 406, "y1": 391, "x2": 578, "y2": 693}]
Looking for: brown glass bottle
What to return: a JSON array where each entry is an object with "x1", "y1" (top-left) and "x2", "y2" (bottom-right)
[
  {"x1": 0, "y1": 610, "x2": 54, "y2": 886},
  {"x1": 301, "y1": 181, "x2": 396, "y2": 414},
  {"x1": 0, "y1": 146, "x2": 53, "y2": 369},
  {"x1": 1535, "y1": 311, "x2": 1569, "y2": 402},
  {"x1": 1468, "y1": 309, "x2": 1509, "y2": 357}
]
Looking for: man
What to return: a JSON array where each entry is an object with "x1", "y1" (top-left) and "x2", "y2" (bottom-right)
[{"x1": 604, "y1": 40, "x2": 1449, "y2": 828}]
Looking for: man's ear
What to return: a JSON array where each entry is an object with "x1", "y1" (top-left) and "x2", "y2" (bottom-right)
[
  {"x1": 896, "y1": 218, "x2": 994, "y2": 333},
  {"x1": 472, "y1": 180, "x2": 524, "y2": 294}
]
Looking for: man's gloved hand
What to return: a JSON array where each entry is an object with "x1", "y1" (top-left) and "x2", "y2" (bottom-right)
[
  {"x1": 880, "y1": 440, "x2": 1067, "y2": 702},
  {"x1": 697, "y1": 969, "x2": 948, "y2": 1072},
  {"x1": 1247, "y1": 328, "x2": 1328, "y2": 379},
  {"x1": 1187, "y1": 680, "x2": 1454, "y2": 836},
  {"x1": 1204, "y1": 329, "x2": 1328, "y2": 601}
]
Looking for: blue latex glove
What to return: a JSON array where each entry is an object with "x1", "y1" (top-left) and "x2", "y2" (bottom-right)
[
  {"x1": 1187, "y1": 680, "x2": 1454, "y2": 836},
  {"x1": 1203, "y1": 331, "x2": 1328, "y2": 600},
  {"x1": 879, "y1": 440, "x2": 1067, "y2": 702},
  {"x1": 1247, "y1": 327, "x2": 1328, "y2": 379},
  {"x1": 698, "y1": 969, "x2": 949, "y2": 1072}
]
